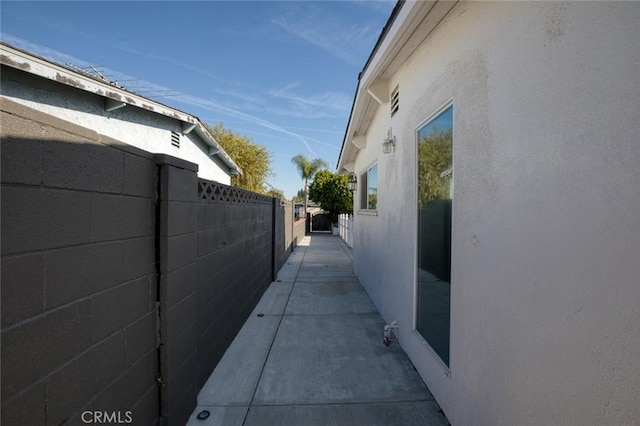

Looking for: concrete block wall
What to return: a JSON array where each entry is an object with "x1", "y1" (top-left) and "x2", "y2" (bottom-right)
[
  {"x1": 283, "y1": 201, "x2": 293, "y2": 260},
  {"x1": 274, "y1": 201, "x2": 305, "y2": 273},
  {"x1": 195, "y1": 181, "x2": 274, "y2": 389},
  {"x1": 156, "y1": 157, "x2": 200, "y2": 425},
  {"x1": 159, "y1": 178, "x2": 302, "y2": 424},
  {"x1": 292, "y1": 218, "x2": 306, "y2": 251},
  {"x1": 274, "y1": 200, "x2": 294, "y2": 274},
  {"x1": 157, "y1": 164, "x2": 284, "y2": 424},
  {"x1": 1, "y1": 99, "x2": 160, "y2": 425},
  {"x1": 1, "y1": 97, "x2": 308, "y2": 426}
]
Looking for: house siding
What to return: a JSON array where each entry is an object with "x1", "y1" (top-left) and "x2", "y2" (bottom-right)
[{"x1": 349, "y1": 2, "x2": 640, "y2": 425}]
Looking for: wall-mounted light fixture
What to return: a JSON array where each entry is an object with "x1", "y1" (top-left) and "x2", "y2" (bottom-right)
[
  {"x1": 347, "y1": 173, "x2": 358, "y2": 192},
  {"x1": 382, "y1": 130, "x2": 396, "y2": 154}
]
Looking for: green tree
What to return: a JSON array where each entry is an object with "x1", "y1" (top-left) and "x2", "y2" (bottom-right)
[
  {"x1": 308, "y1": 170, "x2": 353, "y2": 224},
  {"x1": 291, "y1": 189, "x2": 305, "y2": 204},
  {"x1": 266, "y1": 188, "x2": 286, "y2": 201},
  {"x1": 291, "y1": 154, "x2": 328, "y2": 216},
  {"x1": 206, "y1": 123, "x2": 273, "y2": 194}
]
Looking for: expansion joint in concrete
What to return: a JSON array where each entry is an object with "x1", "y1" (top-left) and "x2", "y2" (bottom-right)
[{"x1": 240, "y1": 245, "x2": 308, "y2": 426}]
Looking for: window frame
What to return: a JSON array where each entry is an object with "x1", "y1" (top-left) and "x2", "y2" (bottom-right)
[
  {"x1": 413, "y1": 101, "x2": 454, "y2": 373},
  {"x1": 358, "y1": 162, "x2": 378, "y2": 214}
]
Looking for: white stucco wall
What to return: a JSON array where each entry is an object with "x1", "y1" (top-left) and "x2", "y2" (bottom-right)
[
  {"x1": 0, "y1": 69, "x2": 231, "y2": 184},
  {"x1": 352, "y1": 2, "x2": 639, "y2": 425}
]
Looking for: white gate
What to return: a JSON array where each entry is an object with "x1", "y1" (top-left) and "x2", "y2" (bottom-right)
[{"x1": 338, "y1": 214, "x2": 353, "y2": 248}]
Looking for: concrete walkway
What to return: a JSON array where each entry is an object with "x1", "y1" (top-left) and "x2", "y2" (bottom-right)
[{"x1": 187, "y1": 234, "x2": 448, "y2": 426}]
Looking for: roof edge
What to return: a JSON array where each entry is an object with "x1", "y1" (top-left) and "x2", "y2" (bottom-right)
[{"x1": 0, "y1": 41, "x2": 242, "y2": 175}]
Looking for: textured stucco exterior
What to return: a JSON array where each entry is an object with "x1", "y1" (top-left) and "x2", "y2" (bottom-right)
[{"x1": 341, "y1": 1, "x2": 640, "y2": 425}]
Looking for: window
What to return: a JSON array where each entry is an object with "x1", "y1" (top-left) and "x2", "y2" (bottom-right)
[
  {"x1": 360, "y1": 163, "x2": 378, "y2": 210},
  {"x1": 415, "y1": 104, "x2": 453, "y2": 367},
  {"x1": 367, "y1": 164, "x2": 377, "y2": 209}
]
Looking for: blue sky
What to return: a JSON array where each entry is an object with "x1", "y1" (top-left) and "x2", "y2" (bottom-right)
[{"x1": 1, "y1": 1, "x2": 396, "y2": 198}]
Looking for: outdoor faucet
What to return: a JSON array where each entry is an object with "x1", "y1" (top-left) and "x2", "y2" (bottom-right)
[{"x1": 383, "y1": 321, "x2": 399, "y2": 346}]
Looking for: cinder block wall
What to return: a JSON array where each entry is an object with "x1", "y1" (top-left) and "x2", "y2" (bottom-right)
[
  {"x1": 156, "y1": 157, "x2": 200, "y2": 425},
  {"x1": 283, "y1": 201, "x2": 293, "y2": 260},
  {"x1": 158, "y1": 177, "x2": 297, "y2": 424},
  {"x1": 1, "y1": 99, "x2": 160, "y2": 425},
  {"x1": 292, "y1": 218, "x2": 306, "y2": 250},
  {"x1": 1, "y1": 98, "x2": 307, "y2": 426},
  {"x1": 273, "y1": 199, "x2": 284, "y2": 272},
  {"x1": 194, "y1": 181, "x2": 274, "y2": 386},
  {"x1": 273, "y1": 201, "x2": 303, "y2": 279}
]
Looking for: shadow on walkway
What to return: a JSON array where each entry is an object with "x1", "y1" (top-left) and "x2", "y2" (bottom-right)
[{"x1": 187, "y1": 234, "x2": 448, "y2": 426}]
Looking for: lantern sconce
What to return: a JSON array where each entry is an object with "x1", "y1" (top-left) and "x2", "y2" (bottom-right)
[
  {"x1": 382, "y1": 129, "x2": 396, "y2": 154},
  {"x1": 347, "y1": 173, "x2": 358, "y2": 192}
]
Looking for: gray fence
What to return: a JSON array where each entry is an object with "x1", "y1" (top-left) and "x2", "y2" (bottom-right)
[{"x1": 1, "y1": 98, "x2": 305, "y2": 425}]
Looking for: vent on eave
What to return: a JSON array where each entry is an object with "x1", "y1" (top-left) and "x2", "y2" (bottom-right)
[
  {"x1": 171, "y1": 131, "x2": 180, "y2": 148},
  {"x1": 390, "y1": 85, "x2": 399, "y2": 117}
]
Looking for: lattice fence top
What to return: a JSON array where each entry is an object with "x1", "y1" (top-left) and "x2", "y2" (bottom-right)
[{"x1": 198, "y1": 179, "x2": 273, "y2": 205}]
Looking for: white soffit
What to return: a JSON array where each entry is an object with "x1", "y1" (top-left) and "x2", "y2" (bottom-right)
[
  {"x1": 339, "y1": 1, "x2": 457, "y2": 171},
  {"x1": 361, "y1": 1, "x2": 456, "y2": 85},
  {"x1": 1, "y1": 42, "x2": 242, "y2": 176},
  {"x1": 0, "y1": 43, "x2": 198, "y2": 126},
  {"x1": 366, "y1": 78, "x2": 390, "y2": 105},
  {"x1": 352, "y1": 136, "x2": 367, "y2": 150}
]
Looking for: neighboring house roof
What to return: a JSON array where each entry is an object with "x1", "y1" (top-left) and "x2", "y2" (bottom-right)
[
  {"x1": 0, "y1": 41, "x2": 242, "y2": 176},
  {"x1": 337, "y1": 0, "x2": 457, "y2": 174}
]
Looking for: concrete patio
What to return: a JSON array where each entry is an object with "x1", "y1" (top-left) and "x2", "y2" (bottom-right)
[{"x1": 186, "y1": 234, "x2": 448, "y2": 426}]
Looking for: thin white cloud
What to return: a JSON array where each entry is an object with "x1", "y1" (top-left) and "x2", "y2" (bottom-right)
[
  {"x1": 208, "y1": 81, "x2": 351, "y2": 120},
  {"x1": 0, "y1": 34, "x2": 318, "y2": 154},
  {"x1": 282, "y1": 126, "x2": 342, "y2": 134},
  {"x1": 271, "y1": 4, "x2": 381, "y2": 67},
  {"x1": 176, "y1": 94, "x2": 315, "y2": 154},
  {"x1": 269, "y1": 86, "x2": 352, "y2": 113},
  {"x1": 202, "y1": 123, "x2": 340, "y2": 151},
  {"x1": 265, "y1": 82, "x2": 352, "y2": 119},
  {"x1": 3, "y1": 12, "x2": 227, "y2": 85},
  {"x1": 212, "y1": 88, "x2": 266, "y2": 106},
  {"x1": 351, "y1": 0, "x2": 397, "y2": 14},
  {"x1": 112, "y1": 44, "x2": 226, "y2": 84}
]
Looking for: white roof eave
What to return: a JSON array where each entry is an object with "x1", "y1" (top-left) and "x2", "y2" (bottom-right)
[
  {"x1": 338, "y1": 0, "x2": 457, "y2": 173},
  {"x1": 0, "y1": 42, "x2": 242, "y2": 176}
]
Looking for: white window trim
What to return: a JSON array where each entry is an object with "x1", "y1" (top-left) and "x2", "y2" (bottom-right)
[
  {"x1": 412, "y1": 98, "x2": 455, "y2": 376},
  {"x1": 357, "y1": 162, "x2": 378, "y2": 213}
]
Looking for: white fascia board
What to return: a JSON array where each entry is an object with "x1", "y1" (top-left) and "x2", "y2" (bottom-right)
[
  {"x1": 339, "y1": 2, "x2": 424, "y2": 172},
  {"x1": 359, "y1": 1, "x2": 438, "y2": 86},
  {"x1": 193, "y1": 124, "x2": 242, "y2": 175},
  {"x1": 1, "y1": 42, "x2": 242, "y2": 176},
  {"x1": 338, "y1": 87, "x2": 366, "y2": 171},
  {"x1": 0, "y1": 43, "x2": 199, "y2": 128},
  {"x1": 338, "y1": 1, "x2": 453, "y2": 173}
]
